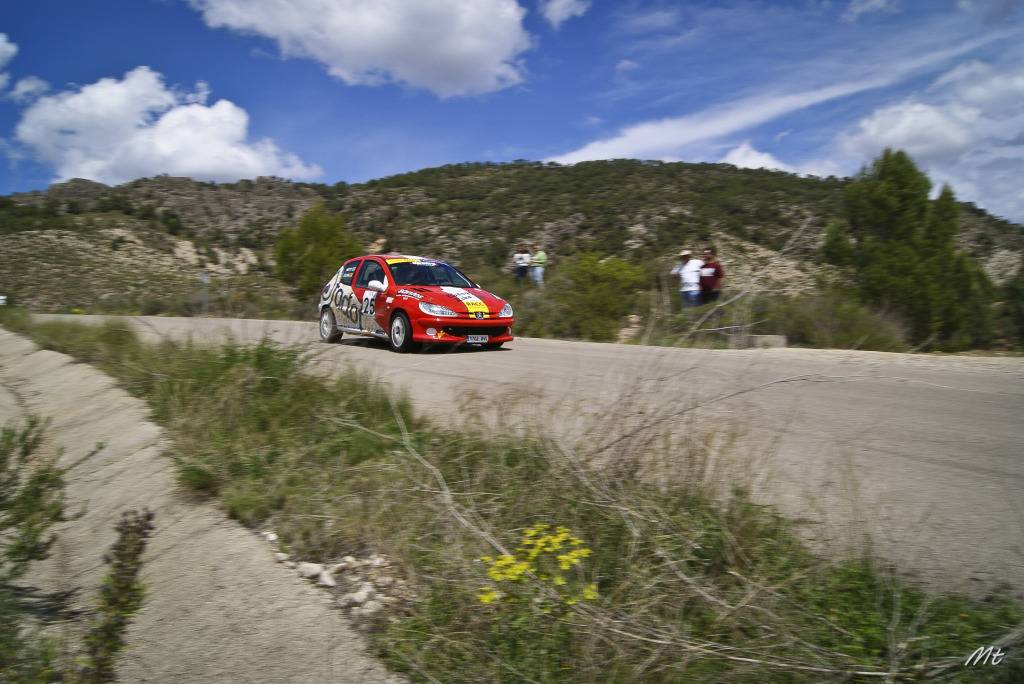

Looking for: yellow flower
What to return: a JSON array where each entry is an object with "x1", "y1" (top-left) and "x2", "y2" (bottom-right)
[
  {"x1": 477, "y1": 587, "x2": 500, "y2": 604},
  {"x1": 582, "y1": 583, "x2": 599, "y2": 601},
  {"x1": 552, "y1": 576, "x2": 566, "y2": 586}
]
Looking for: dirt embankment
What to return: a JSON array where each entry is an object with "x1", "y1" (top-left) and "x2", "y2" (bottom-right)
[{"x1": 0, "y1": 327, "x2": 400, "y2": 683}]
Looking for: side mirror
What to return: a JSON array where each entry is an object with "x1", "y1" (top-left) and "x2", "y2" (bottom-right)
[{"x1": 367, "y1": 279, "x2": 387, "y2": 293}]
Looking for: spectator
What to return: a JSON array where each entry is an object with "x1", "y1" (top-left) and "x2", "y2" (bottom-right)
[
  {"x1": 670, "y1": 250, "x2": 703, "y2": 308},
  {"x1": 530, "y1": 243, "x2": 548, "y2": 285},
  {"x1": 512, "y1": 245, "x2": 531, "y2": 283},
  {"x1": 699, "y1": 247, "x2": 725, "y2": 303}
]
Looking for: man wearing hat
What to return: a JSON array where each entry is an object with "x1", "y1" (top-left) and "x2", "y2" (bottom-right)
[{"x1": 670, "y1": 249, "x2": 704, "y2": 308}]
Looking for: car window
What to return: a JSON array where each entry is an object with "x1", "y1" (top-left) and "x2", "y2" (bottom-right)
[
  {"x1": 389, "y1": 262, "x2": 475, "y2": 287},
  {"x1": 355, "y1": 260, "x2": 386, "y2": 288},
  {"x1": 339, "y1": 260, "x2": 359, "y2": 286}
]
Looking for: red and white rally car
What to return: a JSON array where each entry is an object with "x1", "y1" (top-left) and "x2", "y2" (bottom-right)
[{"x1": 317, "y1": 254, "x2": 515, "y2": 352}]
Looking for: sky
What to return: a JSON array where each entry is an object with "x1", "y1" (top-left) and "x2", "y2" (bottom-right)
[{"x1": 1, "y1": 0, "x2": 1022, "y2": 221}]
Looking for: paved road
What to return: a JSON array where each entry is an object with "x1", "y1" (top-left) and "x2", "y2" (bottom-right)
[{"x1": 36, "y1": 315, "x2": 1024, "y2": 596}]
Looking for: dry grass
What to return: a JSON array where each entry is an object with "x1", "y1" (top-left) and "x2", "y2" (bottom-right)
[{"x1": 3, "y1": 311, "x2": 1021, "y2": 683}]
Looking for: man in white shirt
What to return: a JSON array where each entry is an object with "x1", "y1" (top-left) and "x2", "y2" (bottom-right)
[
  {"x1": 512, "y1": 246, "x2": 531, "y2": 283},
  {"x1": 670, "y1": 250, "x2": 704, "y2": 308}
]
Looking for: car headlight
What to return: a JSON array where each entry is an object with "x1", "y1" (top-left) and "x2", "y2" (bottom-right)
[
  {"x1": 419, "y1": 302, "x2": 458, "y2": 317},
  {"x1": 499, "y1": 302, "x2": 514, "y2": 318}
]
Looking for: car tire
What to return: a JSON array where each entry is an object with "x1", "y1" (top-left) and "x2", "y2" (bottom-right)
[
  {"x1": 388, "y1": 311, "x2": 419, "y2": 353},
  {"x1": 319, "y1": 308, "x2": 342, "y2": 343}
]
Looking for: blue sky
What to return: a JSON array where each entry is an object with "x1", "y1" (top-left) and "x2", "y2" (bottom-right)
[{"x1": 1, "y1": 0, "x2": 1022, "y2": 220}]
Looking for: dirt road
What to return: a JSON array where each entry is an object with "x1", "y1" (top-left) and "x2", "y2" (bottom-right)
[
  {"x1": 0, "y1": 326, "x2": 401, "y2": 683},
  {"x1": 34, "y1": 315, "x2": 1024, "y2": 596}
]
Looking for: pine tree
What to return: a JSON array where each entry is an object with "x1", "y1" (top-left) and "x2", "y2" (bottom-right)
[{"x1": 843, "y1": 150, "x2": 993, "y2": 349}]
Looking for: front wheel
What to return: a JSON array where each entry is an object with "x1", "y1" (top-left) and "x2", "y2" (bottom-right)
[
  {"x1": 388, "y1": 311, "x2": 419, "y2": 353},
  {"x1": 319, "y1": 308, "x2": 342, "y2": 343}
]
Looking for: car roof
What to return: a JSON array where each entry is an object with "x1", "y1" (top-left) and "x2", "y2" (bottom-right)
[
  {"x1": 342, "y1": 254, "x2": 449, "y2": 268},
  {"x1": 372, "y1": 254, "x2": 446, "y2": 263}
]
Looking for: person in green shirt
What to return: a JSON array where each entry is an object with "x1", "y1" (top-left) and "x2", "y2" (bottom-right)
[{"x1": 530, "y1": 244, "x2": 547, "y2": 285}]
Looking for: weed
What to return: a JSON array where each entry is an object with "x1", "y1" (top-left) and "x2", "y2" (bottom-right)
[{"x1": 5, "y1": 318, "x2": 1022, "y2": 682}]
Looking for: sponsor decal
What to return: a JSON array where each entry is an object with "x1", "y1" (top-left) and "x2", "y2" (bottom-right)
[
  {"x1": 397, "y1": 288, "x2": 424, "y2": 300},
  {"x1": 385, "y1": 296, "x2": 394, "y2": 304},
  {"x1": 336, "y1": 289, "x2": 361, "y2": 326},
  {"x1": 387, "y1": 256, "x2": 437, "y2": 266},
  {"x1": 440, "y1": 286, "x2": 489, "y2": 315}
]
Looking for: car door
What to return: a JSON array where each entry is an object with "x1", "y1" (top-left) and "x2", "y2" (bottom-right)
[
  {"x1": 330, "y1": 258, "x2": 362, "y2": 329},
  {"x1": 351, "y1": 258, "x2": 388, "y2": 334}
]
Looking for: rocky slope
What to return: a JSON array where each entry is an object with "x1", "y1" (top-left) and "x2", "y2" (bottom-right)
[{"x1": 3, "y1": 161, "x2": 1021, "y2": 316}]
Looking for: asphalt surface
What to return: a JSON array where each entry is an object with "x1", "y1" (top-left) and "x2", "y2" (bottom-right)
[{"x1": 34, "y1": 315, "x2": 1024, "y2": 596}]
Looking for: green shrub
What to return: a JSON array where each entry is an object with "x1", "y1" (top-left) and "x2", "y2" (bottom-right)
[
  {"x1": 758, "y1": 290, "x2": 909, "y2": 351},
  {"x1": 510, "y1": 253, "x2": 647, "y2": 341},
  {"x1": 275, "y1": 205, "x2": 361, "y2": 297}
]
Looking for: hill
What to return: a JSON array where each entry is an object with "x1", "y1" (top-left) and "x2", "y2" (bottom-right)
[{"x1": 2, "y1": 160, "x2": 1021, "y2": 333}]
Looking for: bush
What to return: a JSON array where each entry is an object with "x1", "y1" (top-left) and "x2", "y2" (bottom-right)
[
  {"x1": 275, "y1": 205, "x2": 361, "y2": 298},
  {"x1": 757, "y1": 291, "x2": 909, "y2": 351},
  {"x1": 512, "y1": 253, "x2": 647, "y2": 341}
]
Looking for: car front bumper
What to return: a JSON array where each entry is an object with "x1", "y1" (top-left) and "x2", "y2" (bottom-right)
[{"x1": 410, "y1": 315, "x2": 515, "y2": 344}]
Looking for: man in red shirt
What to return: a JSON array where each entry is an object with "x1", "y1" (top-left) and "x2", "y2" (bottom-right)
[{"x1": 699, "y1": 247, "x2": 725, "y2": 303}]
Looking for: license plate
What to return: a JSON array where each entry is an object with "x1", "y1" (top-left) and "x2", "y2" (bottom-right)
[{"x1": 466, "y1": 334, "x2": 489, "y2": 344}]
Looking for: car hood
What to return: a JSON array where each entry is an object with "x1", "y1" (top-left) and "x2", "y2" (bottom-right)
[{"x1": 395, "y1": 285, "x2": 507, "y2": 315}]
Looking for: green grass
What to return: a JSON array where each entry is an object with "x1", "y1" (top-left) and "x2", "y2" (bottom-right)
[{"x1": 2, "y1": 310, "x2": 1021, "y2": 682}]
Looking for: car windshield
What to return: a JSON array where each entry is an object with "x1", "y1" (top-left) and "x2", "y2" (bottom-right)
[{"x1": 390, "y1": 261, "x2": 475, "y2": 288}]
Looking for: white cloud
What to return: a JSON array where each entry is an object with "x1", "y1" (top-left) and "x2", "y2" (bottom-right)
[
  {"x1": 548, "y1": 35, "x2": 1005, "y2": 164},
  {"x1": 14, "y1": 66, "x2": 320, "y2": 185},
  {"x1": 840, "y1": 102, "x2": 975, "y2": 161},
  {"x1": 540, "y1": 0, "x2": 590, "y2": 29},
  {"x1": 720, "y1": 142, "x2": 792, "y2": 171},
  {"x1": 614, "y1": 59, "x2": 639, "y2": 74},
  {"x1": 0, "y1": 33, "x2": 18, "y2": 91},
  {"x1": 618, "y1": 9, "x2": 681, "y2": 34},
  {"x1": 9, "y1": 76, "x2": 49, "y2": 103},
  {"x1": 718, "y1": 142, "x2": 843, "y2": 178},
  {"x1": 841, "y1": 0, "x2": 898, "y2": 23},
  {"x1": 187, "y1": 0, "x2": 531, "y2": 98},
  {"x1": 957, "y1": 0, "x2": 1024, "y2": 22},
  {"x1": 0, "y1": 33, "x2": 16, "y2": 70},
  {"x1": 839, "y1": 59, "x2": 1024, "y2": 220}
]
